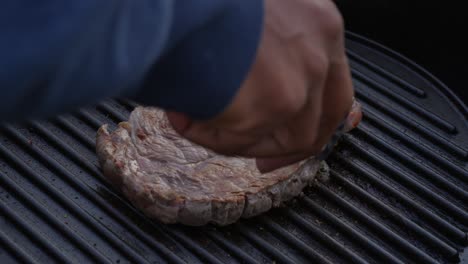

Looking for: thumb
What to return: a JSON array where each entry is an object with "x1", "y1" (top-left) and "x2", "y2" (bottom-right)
[{"x1": 166, "y1": 111, "x2": 192, "y2": 135}]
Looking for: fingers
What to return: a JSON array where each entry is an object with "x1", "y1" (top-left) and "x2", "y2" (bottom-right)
[
  {"x1": 256, "y1": 153, "x2": 310, "y2": 173},
  {"x1": 166, "y1": 111, "x2": 192, "y2": 133},
  {"x1": 168, "y1": 55, "x2": 354, "y2": 165},
  {"x1": 344, "y1": 99, "x2": 363, "y2": 131},
  {"x1": 251, "y1": 54, "x2": 354, "y2": 156},
  {"x1": 167, "y1": 112, "x2": 258, "y2": 155},
  {"x1": 311, "y1": 55, "x2": 354, "y2": 151},
  {"x1": 254, "y1": 55, "x2": 354, "y2": 172},
  {"x1": 165, "y1": 0, "x2": 354, "y2": 173}
]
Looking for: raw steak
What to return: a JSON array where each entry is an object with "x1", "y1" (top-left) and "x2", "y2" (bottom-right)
[{"x1": 96, "y1": 102, "x2": 361, "y2": 226}]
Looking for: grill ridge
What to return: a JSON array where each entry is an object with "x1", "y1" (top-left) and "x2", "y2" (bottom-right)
[
  {"x1": 346, "y1": 50, "x2": 426, "y2": 98},
  {"x1": 332, "y1": 153, "x2": 467, "y2": 243},
  {"x1": 363, "y1": 111, "x2": 468, "y2": 173},
  {"x1": 258, "y1": 216, "x2": 337, "y2": 264},
  {"x1": 163, "y1": 229, "x2": 224, "y2": 264},
  {"x1": 205, "y1": 230, "x2": 259, "y2": 264},
  {"x1": 354, "y1": 91, "x2": 468, "y2": 159},
  {"x1": 76, "y1": 109, "x2": 103, "y2": 129},
  {"x1": 279, "y1": 210, "x2": 368, "y2": 263},
  {"x1": 316, "y1": 184, "x2": 439, "y2": 264},
  {"x1": 329, "y1": 170, "x2": 458, "y2": 257},
  {"x1": 236, "y1": 223, "x2": 297, "y2": 264},
  {"x1": 0, "y1": 142, "x2": 149, "y2": 264},
  {"x1": 0, "y1": 182, "x2": 71, "y2": 263},
  {"x1": 33, "y1": 109, "x2": 274, "y2": 264},
  {"x1": 0, "y1": 229, "x2": 39, "y2": 264},
  {"x1": 300, "y1": 197, "x2": 405, "y2": 264},
  {"x1": 5, "y1": 125, "x2": 200, "y2": 264},
  {"x1": 344, "y1": 135, "x2": 468, "y2": 224},
  {"x1": 0, "y1": 156, "x2": 112, "y2": 264},
  {"x1": 97, "y1": 103, "x2": 128, "y2": 123},
  {"x1": 54, "y1": 116, "x2": 96, "y2": 151},
  {"x1": 352, "y1": 70, "x2": 457, "y2": 134},
  {"x1": 354, "y1": 125, "x2": 468, "y2": 194}
]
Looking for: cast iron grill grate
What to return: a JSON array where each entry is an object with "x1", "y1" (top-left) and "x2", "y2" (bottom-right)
[{"x1": 0, "y1": 33, "x2": 466, "y2": 264}]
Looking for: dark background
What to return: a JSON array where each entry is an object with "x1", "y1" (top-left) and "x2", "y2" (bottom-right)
[{"x1": 335, "y1": 1, "x2": 467, "y2": 103}]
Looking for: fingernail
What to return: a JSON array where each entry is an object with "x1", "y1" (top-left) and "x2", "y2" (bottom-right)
[{"x1": 345, "y1": 105, "x2": 362, "y2": 131}]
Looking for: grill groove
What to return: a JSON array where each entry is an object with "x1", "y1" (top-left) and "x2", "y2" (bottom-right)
[
  {"x1": 355, "y1": 125, "x2": 468, "y2": 195},
  {"x1": 352, "y1": 69, "x2": 457, "y2": 134},
  {"x1": 0, "y1": 192, "x2": 70, "y2": 263},
  {"x1": 205, "y1": 230, "x2": 259, "y2": 264},
  {"x1": 279, "y1": 210, "x2": 368, "y2": 263},
  {"x1": 316, "y1": 184, "x2": 439, "y2": 264},
  {"x1": 0, "y1": 143, "x2": 149, "y2": 264},
  {"x1": 355, "y1": 91, "x2": 468, "y2": 160},
  {"x1": 363, "y1": 111, "x2": 468, "y2": 175},
  {"x1": 2, "y1": 125, "x2": 191, "y2": 264},
  {"x1": 329, "y1": 170, "x2": 458, "y2": 257},
  {"x1": 301, "y1": 197, "x2": 405, "y2": 264},
  {"x1": 343, "y1": 135, "x2": 468, "y2": 224},
  {"x1": 346, "y1": 50, "x2": 427, "y2": 98},
  {"x1": 236, "y1": 223, "x2": 297, "y2": 264},
  {"x1": 0, "y1": 155, "x2": 112, "y2": 264},
  {"x1": 259, "y1": 216, "x2": 336, "y2": 264},
  {"x1": 54, "y1": 116, "x2": 96, "y2": 151},
  {"x1": 332, "y1": 153, "x2": 467, "y2": 244},
  {"x1": 0, "y1": 229, "x2": 39, "y2": 264}
]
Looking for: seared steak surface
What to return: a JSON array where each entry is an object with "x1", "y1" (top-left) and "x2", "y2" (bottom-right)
[{"x1": 96, "y1": 107, "x2": 324, "y2": 226}]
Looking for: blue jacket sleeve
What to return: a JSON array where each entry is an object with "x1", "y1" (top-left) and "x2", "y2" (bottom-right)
[{"x1": 0, "y1": 0, "x2": 263, "y2": 122}]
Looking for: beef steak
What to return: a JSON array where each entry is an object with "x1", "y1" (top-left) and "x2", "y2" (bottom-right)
[
  {"x1": 96, "y1": 107, "x2": 326, "y2": 226},
  {"x1": 96, "y1": 101, "x2": 361, "y2": 226}
]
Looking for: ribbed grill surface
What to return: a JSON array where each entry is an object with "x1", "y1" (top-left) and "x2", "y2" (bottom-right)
[{"x1": 0, "y1": 33, "x2": 467, "y2": 264}]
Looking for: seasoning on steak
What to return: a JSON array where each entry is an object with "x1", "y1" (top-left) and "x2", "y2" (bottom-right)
[{"x1": 96, "y1": 101, "x2": 361, "y2": 226}]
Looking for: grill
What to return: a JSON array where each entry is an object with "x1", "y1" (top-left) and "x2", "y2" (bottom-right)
[{"x1": 0, "y1": 32, "x2": 467, "y2": 264}]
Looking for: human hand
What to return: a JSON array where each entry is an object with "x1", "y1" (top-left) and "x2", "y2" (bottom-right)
[{"x1": 167, "y1": 0, "x2": 358, "y2": 172}]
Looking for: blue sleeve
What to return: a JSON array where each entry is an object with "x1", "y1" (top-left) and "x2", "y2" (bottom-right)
[{"x1": 0, "y1": 0, "x2": 264, "y2": 122}]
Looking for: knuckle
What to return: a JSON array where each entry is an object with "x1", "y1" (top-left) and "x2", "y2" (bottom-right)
[
  {"x1": 325, "y1": 11, "x2": 344, "y2": 41},
  {"x1": 309, "y1": 1, "x2": 344, "y2": 43},
  {"x1": 269, "y1": 76, "x2": 309, "y2": 117},
  {"x1": 307, "y1": 53, "x2": 329, "y2": 81},
  {"x1": 320, "y1": 6, "x2": 344, "y2": 41},
  {"x1": 273, "y1": 87, "x2": 307, "y2": 116}
]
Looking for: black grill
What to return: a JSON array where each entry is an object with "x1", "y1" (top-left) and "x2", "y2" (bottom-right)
[{"x1": 0, "y1": 32, "x2": 467, "y2": 264}]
